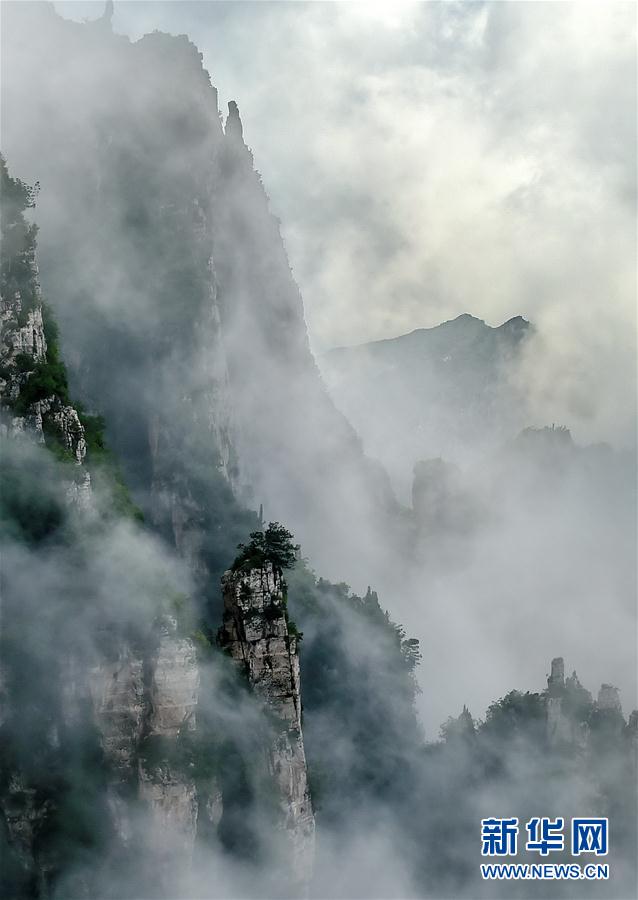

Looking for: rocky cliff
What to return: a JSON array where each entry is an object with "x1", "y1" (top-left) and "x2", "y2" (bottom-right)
[
  {"x1": 219, "y1": 563, "x2": 315, "y2": 893},
  {"x1": 0, "y1": 614, "x2": 216, "y2": 896},
  {"x1": 0, "y1": 165, "x2": 91, "y2": 505},
  {"x1": 0, "y1": 204, "x2": 312, "y2": 894},
  {"x1": 86, "y1": 617, "x2": 207, "y2": 868},
  {"x1": 0, "y1": 299, "x2": 85, "y2": 458},
  {"x1": 0, "y1": 158, "x2": 223, "y2": 895},
  {"x1": 1, "y1": 1, "x2": 401, "y2": 597}
]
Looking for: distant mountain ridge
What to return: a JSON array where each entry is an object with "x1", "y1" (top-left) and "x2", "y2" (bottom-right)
[
  {"x1": 326, "y1": 311, "x2": 530, "y2": 363},
  {"x1": 324, "y1": 313, "x2": 534, "y2": 356},
  {"x1": 320, "y1": 313, "x2": 533, "y2": 496}
]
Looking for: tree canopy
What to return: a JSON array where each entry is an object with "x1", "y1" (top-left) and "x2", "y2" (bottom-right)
[{"x1": 232, "y1": 521, "x2": 299, "y2": 575}]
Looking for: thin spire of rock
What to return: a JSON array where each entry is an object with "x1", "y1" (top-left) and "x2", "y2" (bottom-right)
[{"x1": 225, "y1": 100, "x2": 244, "y2": 144}]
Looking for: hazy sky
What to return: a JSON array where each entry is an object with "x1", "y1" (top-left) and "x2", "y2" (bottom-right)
[
  {"x1": 49, "y1": 0, "x2": 636, "y2": 456},
  {"x1": 54, "y1": 2, "x2": 636, "y2": 345}
]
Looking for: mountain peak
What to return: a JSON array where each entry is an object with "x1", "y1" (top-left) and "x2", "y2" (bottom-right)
[
  {"x1": 497, "y1": 315, "x2": 532, "y2": 343},
  {"x1": 442, "y1": 313, "x2": 531, "y2": 334},
  {"x1": 450, "y1": 313, "x2": 484, "y2": 324},
  {"x1": 437, "y1": 313, "x2": 487, "y2": 332}
]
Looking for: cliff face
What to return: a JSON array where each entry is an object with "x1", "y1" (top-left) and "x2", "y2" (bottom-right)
[
  {"x1": 0, "y1": 158, "x2": 223, "y2": 894},
  {"x1": 88, "y1": 617, "x2": 215, "y2": 871},
  {"x1": 1, "y1": 624, "x2": 212, "y2": 894},
  {"x1": 1, "y1": 2, "x2": 401, "y2": 597},
  {"x1": 0, "y1": 174, "x2": 91, "y2": 507},
  {"x1": 0, "y1": 291, "x2": 87, "y2": 467},
  {"x1": 0, "y1": 282, "x2": 311, "y2": 896},
  {"x1": 1, "y1": 75, "x2": 321, "y2": 884},
  {"x1": 0, "y1": 323, "x2": 220, "y2": 894},
  {"x1": 219, "y1": 564, "x2": 315, "y2": 893},
  {"x1": 62, "y1": 622, "x2": 205, "y2": 836}
]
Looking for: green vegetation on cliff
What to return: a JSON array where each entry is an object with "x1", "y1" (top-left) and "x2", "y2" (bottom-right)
[
  {"x1": 1, "y1": 160, "x2": 142, "y2": 521},
  {"x1": 0, "y1": 154, "x2": 40, "y2": 315},
  {"x1": 232, "y1": 522, "x2": 299, "y2": 575},
  {"x1": 10, "y1": 305, "x2": 70, "y2": 415}
]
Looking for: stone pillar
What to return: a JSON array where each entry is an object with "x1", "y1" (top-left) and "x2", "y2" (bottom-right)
[
  {"x1": 219, "y1": 563, "x2": 315, "y2": 894},
  {"x1": 547, "y1": 657, "x2": 565, "y2": 694},
  {"x1": 597, "y1": 683, "x2": 621, "y2": 712}
]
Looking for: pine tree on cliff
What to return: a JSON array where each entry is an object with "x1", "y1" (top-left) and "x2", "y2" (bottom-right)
[{"x1": 232, "y1": 521, "x2": 299, "y2": 576}]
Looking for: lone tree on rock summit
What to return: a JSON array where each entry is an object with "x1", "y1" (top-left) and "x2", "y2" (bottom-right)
[{"x1": 232, "y1": 522, "x2": 299, "y2": 576}]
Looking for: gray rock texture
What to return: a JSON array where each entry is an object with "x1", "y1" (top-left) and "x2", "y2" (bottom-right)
[
  {"x1": 220, "y1": 563, "x2": 315, "y2": 893},
  {"x1": 0, "y1": 290, "x2": 91, "y2": 501}
]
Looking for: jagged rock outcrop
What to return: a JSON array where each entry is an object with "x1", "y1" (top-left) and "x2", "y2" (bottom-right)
[
  {"x1": 546, "y1": 655, "x2": 565, "y2": 693},
  {"x1": 545, "y1": 657, "x2": 638, "y2": 754},
  {"x1": 0, "y1": 293, "x2": 84, "y2": 459},
  {"x1": 0, "y1": 295, "x2": 46, "y2": 369},
  {"x1": 219, "y1": 563, "x2": 315, "y2": 894},
  {"x1": 546, "y1": 656, "x2": 581, "y2": 747},
  {"x1": 598, "y1": 683, "x2": 622, "y2": 711},
  {"x1": 0, "y1": 250, "x2": 91, "y2": 509}
]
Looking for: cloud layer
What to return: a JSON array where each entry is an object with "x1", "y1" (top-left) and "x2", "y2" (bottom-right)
[
  {"x1": 42, "y1": 0, "x2": 637, "y2": 727},
  {"x1": 54, "y1": 0, "x2": 636, "y2": 451}
]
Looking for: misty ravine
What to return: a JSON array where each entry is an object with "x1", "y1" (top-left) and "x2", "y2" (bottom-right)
[{"x1": 1, "y1": 4, "x2": 636, "y2": 900}]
